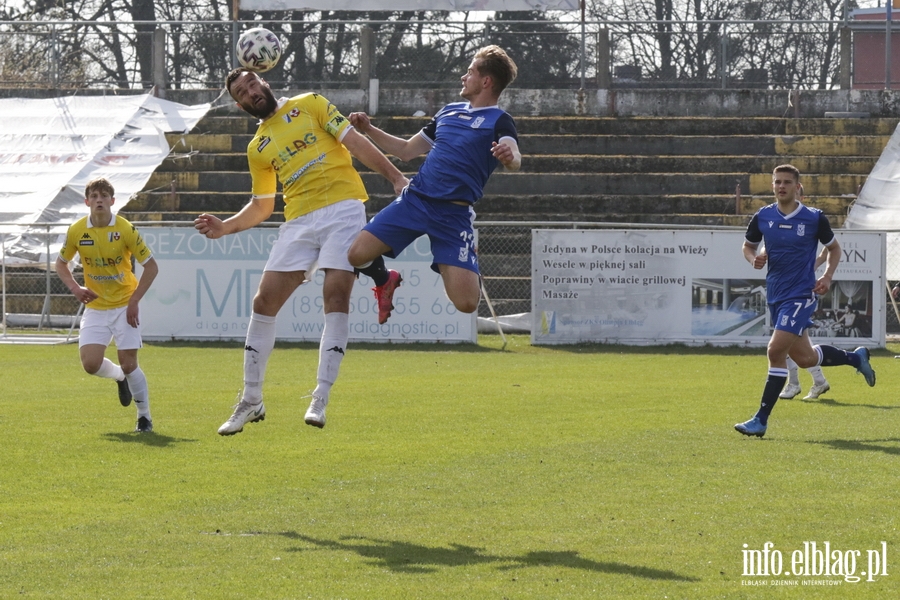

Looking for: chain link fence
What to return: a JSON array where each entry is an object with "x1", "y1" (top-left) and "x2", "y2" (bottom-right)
[
  {"x1": 1, "y1": 226, "x2": 82, "y2": 336},
  {"x1": 0, "y1": 18, "x2": 856, "y2": 91}
]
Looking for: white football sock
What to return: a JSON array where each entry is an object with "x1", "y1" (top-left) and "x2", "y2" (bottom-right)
[
  {"x1": 126, "y1": 367, "x2": 151, "y2": 418},
  {"x1": 808, "y1": 365, "x2": 827, "y2": 386},
  {"x1": 785, "y1": 357, "x2": 800, "y2": 385},
  {"x1": 242, "y1": 312, "x2": 277, "y2": 404},
  {"x1": 94, "y1": 357, "x2": 124, "y2": 381},
  {"x1": 313, "y1": 312, "x2": 349, "y2": 400}
]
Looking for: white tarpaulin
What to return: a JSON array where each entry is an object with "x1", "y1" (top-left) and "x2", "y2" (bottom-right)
[
  {"x1": 240, "y1": 0, "x2": 578, "y2": 10},
  {"x1": 844, "y1": 121, "x2": 900, "y2": 280},
  {"x1": 845, "y1": 121, "x2": 900, "y2": 231},
  {"x1": 0, "y1": 94, "x2": 210, "y2": 264}
]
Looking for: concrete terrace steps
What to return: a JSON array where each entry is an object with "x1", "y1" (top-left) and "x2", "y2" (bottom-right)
[
  {"x1": 122, "y1": 193, "x2": 853, "y2": 225},
  {"x1": 138, "y1": 169, "x2": 865, "y2": 206},
  {"x1": 153, "y1": 153, "x2": 883, "y2": 176},
  {"x1": 126, "y1": 114, "x2": 893, "y2": 229}
]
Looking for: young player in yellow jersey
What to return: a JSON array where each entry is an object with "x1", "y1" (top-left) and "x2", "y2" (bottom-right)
[
  {"x1": 195, "y1": 68, "x2": 408, "y2": 435},
  {"x1": 56, "y1": 177, "x2": 159, "y2": 433}
]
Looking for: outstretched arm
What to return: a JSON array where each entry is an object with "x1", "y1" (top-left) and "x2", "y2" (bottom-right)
[
  {"x1": 194, "y1": 196, "x2": 275, "y2": 239},
  {"x1": 341, "y1": 128, "x2": 409, "y2": 195},
  {"x1": 349, "y1": 112, "x2": 431, "y2": 162}
]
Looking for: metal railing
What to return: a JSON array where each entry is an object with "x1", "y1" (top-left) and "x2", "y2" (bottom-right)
[{"x1": 0, "y1": 18, "x2": 869, "y2": 91}]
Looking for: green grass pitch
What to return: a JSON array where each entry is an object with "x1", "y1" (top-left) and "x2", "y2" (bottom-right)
[{"x1": 1, "y1": 336, "x2": 898, "y2": 599}]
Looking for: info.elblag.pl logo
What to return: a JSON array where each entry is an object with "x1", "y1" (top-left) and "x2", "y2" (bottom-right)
[{"x1": 741, "y1": 541, "x2": 888, "y2": 586}]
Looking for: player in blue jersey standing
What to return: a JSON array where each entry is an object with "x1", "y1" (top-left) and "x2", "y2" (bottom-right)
[
  {"x1": 735, "y1": 164, "x2": 876, "y2": 437},
  {"x1": 346, "y1": 45, "x2": 522, "y2": 316}
]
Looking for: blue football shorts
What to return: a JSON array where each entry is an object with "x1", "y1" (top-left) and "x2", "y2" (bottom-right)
[
  {"x1": 769, "y1": 295, "x2": 818, "y2": 336},
  {"x1": 363, "y1": 191, "x2": 479, "y2": 275}
]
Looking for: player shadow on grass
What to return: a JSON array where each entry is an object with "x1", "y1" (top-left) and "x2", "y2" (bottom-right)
[
  {"x1": 801, "y1": 398, "x2": 900, "y2": 410},
  {"x1": 101, "y1": 432, "x2": 198, "y2": 447},
  {"x1": 809, "y1": 438, "x2": 900, "y2": 456},
  {"x1": 278, "y1": 533, "x2": 698, "y2": 581}
]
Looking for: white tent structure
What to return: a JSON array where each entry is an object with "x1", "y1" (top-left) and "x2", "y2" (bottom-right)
[
  {"x1": 0, "y1": 93, "x2": 210, "y2": 342},
  {"x1": 844, "y1": 122, "x2": 900, "y2": 329},
  {"x1": 0, "y1": 93, "x2": 210, "y2": 264}
]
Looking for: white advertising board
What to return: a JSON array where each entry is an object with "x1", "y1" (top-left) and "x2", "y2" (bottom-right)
[
  {"x1": 138, "y1": 227, "x2": 475, "y2": 343},
  {"x1": 532, "y1": 229, "x2": 886, "y2": 347}
]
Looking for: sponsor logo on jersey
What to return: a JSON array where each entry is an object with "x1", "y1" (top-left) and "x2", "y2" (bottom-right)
[
  {"x1": 257, "y1": 136, "x2": 271, "y2": 152},
  {"x1": 284, "y1": 153, "x2": 327, "y2": 187},
  {"x1": 778, "y1": 223, "x2": 792, "y2": 229}
]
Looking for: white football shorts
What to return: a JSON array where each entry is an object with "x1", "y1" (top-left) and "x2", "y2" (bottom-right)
[
  {"x1": 79, "y1": 305, "x2": 142, "y2": 350},
  {"x1": 264, "y1": 199, "x2": 366, "y2": 274}
]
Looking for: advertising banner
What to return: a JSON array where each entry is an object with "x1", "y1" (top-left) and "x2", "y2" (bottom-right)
[
  {"x1": 532, "y1": 229, "x2": 885, "y2": 347},
  {"x1": 139, "y1": 227, "x2": 475, "y2": 343}
]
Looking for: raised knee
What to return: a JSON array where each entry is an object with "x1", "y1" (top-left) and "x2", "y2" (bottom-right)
[
  {"x1": 82, "y1": 361, "x2": 102, "y2": 375},
  {"x1": 453, "y1": 298, "x2": 479, "y2": 314}
]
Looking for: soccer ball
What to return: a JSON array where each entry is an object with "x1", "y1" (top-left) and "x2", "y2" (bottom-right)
[{"x1": 236, "y1": 27, "x2": 282, "y2": 73}]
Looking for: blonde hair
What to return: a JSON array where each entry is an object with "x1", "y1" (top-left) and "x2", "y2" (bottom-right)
[{"x1": 474, "y1": 45, "x2": 518, "y2": 94}]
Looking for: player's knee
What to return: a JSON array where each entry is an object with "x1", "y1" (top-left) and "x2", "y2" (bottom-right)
[
  {"x1": 81, "y1": 359, "x2": 102, "y2": 375},
  {"x1": 347, "y1": 244, "x2": 368, "y2": 268},
  {"x1": 452, "y1": 296, "x2": 479, "y2": 314}
]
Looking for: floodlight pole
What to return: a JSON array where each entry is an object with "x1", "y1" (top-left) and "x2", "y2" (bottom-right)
[
  {"x1": 887, "y1": 0, "x2": 893, "y2": 90},
  {"x1": 1, "y1": 233, "x2": 6, "y2": 340},
  {"x1": 232, "y1": 0, "x2": 240, "y2": 69},
  {"x1": 579, "y1": 0, "x2": 586, "y2": 89}
]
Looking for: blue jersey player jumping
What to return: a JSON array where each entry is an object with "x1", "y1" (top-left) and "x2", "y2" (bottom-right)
[
  {"x1": 735, "y1": 164, "x2": 876, "y2": 437},
  {"x1": 347, "y1": 45, "x2": 522, "y2": 318}
]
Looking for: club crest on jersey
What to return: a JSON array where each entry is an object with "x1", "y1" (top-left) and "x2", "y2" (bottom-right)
[
  {"x1": 471, "y1": 116, "x2": 485, "y2": 128},
  {"x1": 781, "y1": 315, "x2": 789, "y2": 326},
  {"x1": 797, "y1": 224, "x2": 805, "y2": 236},
  {"x1": 108, "y1": 231, "x2": 120, "y2": 242}
]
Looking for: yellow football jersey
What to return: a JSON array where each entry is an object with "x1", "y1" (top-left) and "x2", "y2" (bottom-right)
[
  {"x1": 247, "y1": 93, "x2": 368, "y2": 221},
  {"x1": 59, "y1": 214, "x2": 153, "y2": 310}
]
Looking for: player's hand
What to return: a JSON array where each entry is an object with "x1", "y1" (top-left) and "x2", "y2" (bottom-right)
[
  {"x1": 491, "y1": 140, "x2": 514, "y2": 165},
  {"x1": 126, "y1": 300, "x2": 140, "y2": 328},
  {"x1": 752, "y1": 251, "x2": 768, "y2": 270},
  {"x1": 392, "y1": 175, "x2": 410, "y2": 196},
  {"x1": 194, "y1": 213, "x2": 225, "y2": 239},
  {"x1": 813, "y1": 274, "x2": 832, "y2": 295},
  {"x1": 73, "y1": 286, "x2": 98, "y2": 305},
  {"x1": 349, "y1": 112, "x2": 372, "y2": 135}
]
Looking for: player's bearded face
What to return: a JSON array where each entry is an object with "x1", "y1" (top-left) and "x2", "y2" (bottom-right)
[{"x1": 240, "y1": 83, "x2": 278, "y2": 119}]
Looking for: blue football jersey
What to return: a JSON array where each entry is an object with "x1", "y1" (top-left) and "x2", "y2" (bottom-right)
[
  {"x1": 745, "y1": 202, "x2": 835, "y2": 304},
  {"x1": 407, "y1": 102, "x2": 517, "y2": 205}
]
